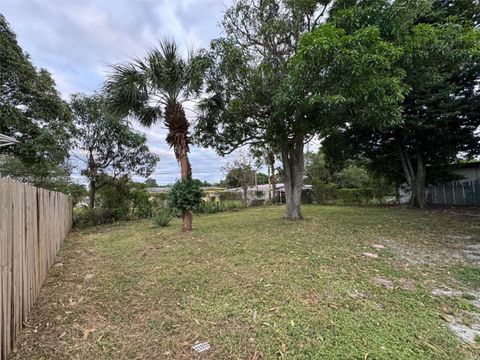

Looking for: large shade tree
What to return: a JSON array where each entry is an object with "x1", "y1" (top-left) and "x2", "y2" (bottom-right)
[
  {"x1": 104, "y1": 40, "x2": 208, "y2": 231},
  {"x1": 195, "y1": 0, "x2": 332, "y2": 220},
  {"x1": 196, "y1": 0, "x2": 405, "y2": 219},
  {"x1": 71, "y1": 93, "x2": 158, "y2": 209},
  {"x1": 324, "y1": 0, "x2": 480, "y2": 208}
]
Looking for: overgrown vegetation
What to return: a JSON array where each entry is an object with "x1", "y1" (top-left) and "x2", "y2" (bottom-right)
[
  {"x1": 305, "y1": 150, "x2": 395, "y2": 205},
  {"x1": 73, "y1": 178, "x2": 158, "y2": 227}
]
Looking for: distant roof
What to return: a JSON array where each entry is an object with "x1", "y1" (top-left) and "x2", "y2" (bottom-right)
[
  {"x1": 225, "y1": 183, "x2": 313, "y2": 192},
  {"x1": 146, "y1": 186, "x2": 225, "y2": 194},
  {"x1": 146, "y1": 187, "x2": 170, "y2": 193}
]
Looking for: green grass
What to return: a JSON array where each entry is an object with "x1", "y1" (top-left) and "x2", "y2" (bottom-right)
[
  {"x1": 11, "y1": 205, "x2": 480, "y2": 359},
  {"x1": 454, "y1": 266, "x2": 480, "y2": 288}
]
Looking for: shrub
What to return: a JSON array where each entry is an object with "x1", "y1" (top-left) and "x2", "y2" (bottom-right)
[
  {"x1": 312, "y1": 181, "x2": 339, "y2": 204},
  {"x1": 219, "y1": 191, "x2": 242, "y2": 201},
  {"x1": 254, "y1": 190, "x2": 265, "y2": 198},
  {"x1": 194, "y1": 200, "x2": 244, "y2": 214},
  {"x1": 131, "y1": 189, "x2": 154, "y2": 218},
  {"x1": 168, "y1": 179, "x2": 204, "y2": 213},
  {"x1": 195, "y1": 201, "x2": 223, "y2": 214},
  {"x1": 73, "y1": 207, "x2": 120, "y2": 227},
  {"x1": 337, "y1": 188, "x2": 375, "y2": 205},
  {"x1": 154, "y1": 210, "x2": 172, "y2": 227}
]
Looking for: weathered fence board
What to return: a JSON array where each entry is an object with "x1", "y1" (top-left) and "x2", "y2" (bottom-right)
[{"x1": 0, "y1": 178, "x2": 72, "y2": 360}]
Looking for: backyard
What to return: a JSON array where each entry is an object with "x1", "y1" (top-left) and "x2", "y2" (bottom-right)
[{"x1": 9, "y1": 206, "x2": 480, "y2": 359}]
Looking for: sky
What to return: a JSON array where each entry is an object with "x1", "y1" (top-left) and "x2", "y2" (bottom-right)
[{"x1": 1, "y1": 0, "x2": 255, "y2": 185}]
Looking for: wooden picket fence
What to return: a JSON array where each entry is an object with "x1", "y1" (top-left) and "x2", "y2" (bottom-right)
[{"x1": 0, "y1": 178, "x2": 72, "y2": 360}]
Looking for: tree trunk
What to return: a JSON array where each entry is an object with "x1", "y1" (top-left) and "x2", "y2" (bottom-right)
[
  {"x1": 272, "y1": 165, "x2": 277, "y2": 204},
  {"x1": 89, "y1": 179, "x2": 96, "y2": 209},
  {"x1": 411, "y1": 153, "x2": 427, "y2": 208},
  {"x1": 179, "y1": 153, "x2": 193, "y2": 232},
  {"x1": 281, "y1": 136, "x2": 304, "y2": 220},
  {"x1": 165, "y1": 101, "x2": 193, "y2": 232},
  {"x1": 242, "y1": 185, "x2": 248, "y2": 204},
  {"x1": 268, "y1": 152, "x2": 276, "y2": 204},
  {"x1": 398, "y1": 145, "x2": 427, "y2": 209},
  {"x1": 182, "y1": 210, "x2": 193, "y2": 232},
  {"x1": 267, "y1": 164, "x2": 272, "y2": 201}
]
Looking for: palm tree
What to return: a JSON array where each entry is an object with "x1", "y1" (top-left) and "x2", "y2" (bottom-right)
[{"x1": 104, "y1": 40, "x2": 208, "y2": 232}]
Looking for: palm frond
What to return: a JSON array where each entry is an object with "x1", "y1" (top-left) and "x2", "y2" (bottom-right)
[
  {"x1": 147, "y1": 38, "x2": 186, "y2": 102},
  {"x1": 103, "y1": 61, "x2": 162, "y2": 126}
]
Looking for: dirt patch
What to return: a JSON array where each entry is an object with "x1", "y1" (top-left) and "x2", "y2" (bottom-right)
[
  {"x1": 448, "y1": 316, "x2": 480, "y2": 343},
  {"x1": 373, "y1": 277, "x2": 394, "y2": 289},
  {"x1": 383, "y1": 232, "x2": 480, "y2": 268},
  {"x1": 432, "y1": 286, "x2": 480, "y2": 343}
]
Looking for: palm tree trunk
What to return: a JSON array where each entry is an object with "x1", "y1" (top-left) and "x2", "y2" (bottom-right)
[
  {"x1": 89, "y1": 179, "x2": 96, "y2": 209},
  {"x1": 180, "y1": 154, "x2": 193, "y2": 231},
  {"x1": 165, "y1": 101, "x2": 193, "y2": 232}
]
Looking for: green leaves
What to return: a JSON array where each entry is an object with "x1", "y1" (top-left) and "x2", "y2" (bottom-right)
[
  {"x1": 105, "y1": 39, "x2": 209, "y2": 122},
  {"x1": 70, "y1": 93, "x2": 159, "y2": 185},
  {"x1": 168, "y1": 179, "x2": 204, "y2": 212},
  {"x1": 278, "y1": 23, "x2": 406, "y2": 131},
  {"x1": 0, "y1": 15, "x2": 74, "y2": 187},
  {"x1": 321, "y1": 0, "x2": 480, "y2": 196}
]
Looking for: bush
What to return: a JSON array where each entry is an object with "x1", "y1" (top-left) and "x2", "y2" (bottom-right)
[
  {"x1": 337, "y1": 188, "x2": 375, "y2": 205},
  {"x1": 312, "y1": 181, "x2": 339, "y2": 204},
  {"x1": 254, "y1": 190, "x2": 265, "y2": 198},
  {"x1": 154, "y1": 210, "x2": 172, "y2": 227},
  {"x1": 73, "y1": 207, "x2": 120, "y2": 227},
  {"x1": 313, "y1": 182, "x2": 392, "y2": 205},
  {"x1": 168, "y1": 179, "x2": 204, "y2": 213},
  {"x1": 219, "y1": 191, "x2": 242, "y2": 201},
  {"x1": 131, "y1": 188, "x2": 154, "y2": 218},
  {"x1": 194, "y1": 200, "x2": 244, "y2": 214}
]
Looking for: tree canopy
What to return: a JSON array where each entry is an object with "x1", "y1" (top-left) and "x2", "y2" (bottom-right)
[
  {"x1": 323, "y1": 0, "x2": 480, "y2": 208},
  {"x1": 0, "y1": 14, "x2": 74, "y2": 187},
  {"x1": 196, "y1": 0, "x2": 407, "y2": 218},
  {"x1": 70, "y1": 93, "x2": 158, "y2": 208}
]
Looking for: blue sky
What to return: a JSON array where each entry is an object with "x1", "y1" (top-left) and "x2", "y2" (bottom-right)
[{"x1": 1, "y1": 0, "x2": 252, "y2": 185}]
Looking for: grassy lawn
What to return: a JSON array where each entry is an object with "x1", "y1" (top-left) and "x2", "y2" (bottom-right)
[{"x1": 11, "y1": 206, "x2": 480, "y2": 359}]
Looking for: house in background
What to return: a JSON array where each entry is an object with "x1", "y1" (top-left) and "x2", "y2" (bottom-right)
[
  {"x1": 224, "y1": 183, "x2": 314, "y2": 204},
  {"x1": 146, "y1": 186, "x2": 226, "y2": 202}
]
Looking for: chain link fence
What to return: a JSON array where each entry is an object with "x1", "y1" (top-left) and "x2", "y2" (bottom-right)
[{"x1": 427, "y1": 180, "x2": 480, "y2": 206}]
